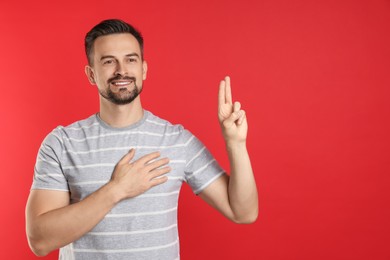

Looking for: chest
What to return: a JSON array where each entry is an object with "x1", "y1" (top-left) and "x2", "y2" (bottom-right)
[{"x1": 61, "y1": 134, "x2": 187, "y2": 203}]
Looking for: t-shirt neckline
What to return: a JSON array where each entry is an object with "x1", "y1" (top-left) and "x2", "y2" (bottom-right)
[{"x1": 95, "y1": 110, "x2": 149, "y2": 132}]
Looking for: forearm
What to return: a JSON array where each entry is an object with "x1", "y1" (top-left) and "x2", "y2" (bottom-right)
[
  {"x1": 27, "y1": 182, "x2": 120, "y2": 256},
  {"x1": 226, "y1": 141, "x2": 258, "y2": 223}
]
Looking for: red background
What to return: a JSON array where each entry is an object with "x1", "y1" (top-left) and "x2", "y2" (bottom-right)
[{"x1": 1, "y1": 0, "x2": 390, "y2": 259}]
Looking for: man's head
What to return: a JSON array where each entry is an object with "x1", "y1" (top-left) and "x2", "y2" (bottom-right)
[
  {"x1": 85, "y1": 19, "x2": 144, "y2": 65},
  {"x1": 84, "y1": 19, "x2": 147, "y2": 106}
]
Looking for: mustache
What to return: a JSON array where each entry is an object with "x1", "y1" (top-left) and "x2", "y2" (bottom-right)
[{"x1": 108, "y1": 75, "x2": 136, "y2": 84}]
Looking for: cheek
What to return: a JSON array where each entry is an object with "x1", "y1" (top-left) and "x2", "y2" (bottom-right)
[{"x1": 96, "y1": 71, "x2": 111, "y2": 83}]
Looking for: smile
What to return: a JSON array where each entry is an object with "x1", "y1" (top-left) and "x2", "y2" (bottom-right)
[{"x1": 112, "y1": 80, "x2": 134, "y2": 86}]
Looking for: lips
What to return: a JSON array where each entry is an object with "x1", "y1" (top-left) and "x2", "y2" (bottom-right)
[{"x1": 111, "y1": 80, "x2": 134, "y2": 86}]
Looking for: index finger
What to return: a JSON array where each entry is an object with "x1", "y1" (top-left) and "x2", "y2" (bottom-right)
[
  {"x1": 219, "y1": 80, "x2": 226, "y2": 106},
  {"x1": 118, "y1": 149, "x2": 136, "y2": 165}
]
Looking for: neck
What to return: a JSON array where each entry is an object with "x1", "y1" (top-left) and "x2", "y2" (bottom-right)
[{"x1": 99, "y1": 96, "x2": 144, "y2": 128}]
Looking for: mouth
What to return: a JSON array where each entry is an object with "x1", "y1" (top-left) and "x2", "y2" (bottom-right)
[{"x1": 111, "y1": 80, "x2": 134, "y2": 87}]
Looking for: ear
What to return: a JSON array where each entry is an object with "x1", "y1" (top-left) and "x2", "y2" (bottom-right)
[
  {"x1": 85, "y1": 65, "x2": 96, "y2": 85},
  {"x1": 142, "y1": 60, "x2": 148, "y2": 80}
]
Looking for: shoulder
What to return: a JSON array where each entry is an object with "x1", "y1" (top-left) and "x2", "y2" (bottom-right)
[
  {"x1": 43, "y1": 114, "x2": 98, "y2": 145},
  {"x1": 59, "y1": 114, "x2": 98, "y2": 134},
  {"x1": 143, "y1": 110, "x2": 196, "y2": 143},
  {"x1": 143, "y1": 110, "x2": 185, "y2": 133}
]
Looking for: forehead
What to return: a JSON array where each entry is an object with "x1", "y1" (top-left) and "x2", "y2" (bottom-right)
[{"x1": 93, "y1": 33, "x2": 141, "y2": 58}]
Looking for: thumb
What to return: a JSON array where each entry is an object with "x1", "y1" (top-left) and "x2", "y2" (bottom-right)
[{"x1": 118, "y1": 149, "x2": 136, "y2": 165}]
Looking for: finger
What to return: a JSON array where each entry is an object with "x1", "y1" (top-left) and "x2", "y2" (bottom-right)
[
  {"x1": 150, "y1": 166, "x2": 171, "y2": 179},
  {"x1": 219, "y1": 80, "x2": 226, "y2": 107},
  {"x1": 225, "y1": 76, "x2": 232, "y2": 105},
  {"x1": 237, "y1": 110, "x2": 246, "y2": 125},
  {"x1": 150, "y1": 176, "x2": 168, "y2": 187},
  {"x1": 145, "y1": 157, "x2": 170, "y2": 171},
  {"x1": 118, "y1": 149, "x2": 136, "y2": 165},
  {"x1": 223, "y1": 110, "x2": 243, "y2": 128},
  {"x1": 136, "y1": 151, "x2": 161, "y2": 165}
]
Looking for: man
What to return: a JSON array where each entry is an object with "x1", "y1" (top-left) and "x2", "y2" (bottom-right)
[{"x1": 26, "y1": 19, "x2": 258, "y2": 259}]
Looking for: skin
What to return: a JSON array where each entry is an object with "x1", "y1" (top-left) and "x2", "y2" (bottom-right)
[{"x1": 25, "y1": 33, "x2": 258, "y2": 256}]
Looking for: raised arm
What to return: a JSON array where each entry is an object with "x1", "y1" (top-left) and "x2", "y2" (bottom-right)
[
  {"x1": 25, "y1": 150, "x2": 170, "y2": 256},
  {"x1": 199, "y1": 76, "x2": 258, "y2": 224}
]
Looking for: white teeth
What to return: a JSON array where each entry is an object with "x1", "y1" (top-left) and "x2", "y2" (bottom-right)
[{"x1": 113, "y1": 81, "x2": 132, "y2": 86}]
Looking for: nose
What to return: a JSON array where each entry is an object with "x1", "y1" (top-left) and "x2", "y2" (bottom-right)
[{"x1": 114, "y1": 62, "x2": 127, "y2": 76}]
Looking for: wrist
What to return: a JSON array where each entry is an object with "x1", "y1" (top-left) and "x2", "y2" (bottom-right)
[
  {"x1": 225, "y1": 140, "x2": 247, "y2": 153},
  {"x1": 103, "y1": 181, "x2": 124, "y2": 204}
]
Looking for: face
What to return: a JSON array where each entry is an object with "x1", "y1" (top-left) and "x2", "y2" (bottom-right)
[{"x1": 85, "y1": 33, "x2": 147, "y2": 105}]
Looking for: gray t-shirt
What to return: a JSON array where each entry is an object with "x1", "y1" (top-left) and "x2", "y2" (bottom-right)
[{"x1": 32, "y1": 110, "x2": 225, "y2": 260}]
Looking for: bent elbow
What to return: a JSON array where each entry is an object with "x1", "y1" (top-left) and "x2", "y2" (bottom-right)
[
  {"x1": 27, "y1": 235, "x2": 51, "y2": 257},
  {"x1": 231, "y1": 209, "x2": 259, "y2": 224},
  {"x1": 234, "y1": 214, "x2": 258, "y2": 224},
  {"x1": 32, "y1": 248, "x2": 50, "y2": 257},
  {"x1": 29, "y1": 242, "x2": 50, "y2": 257}
]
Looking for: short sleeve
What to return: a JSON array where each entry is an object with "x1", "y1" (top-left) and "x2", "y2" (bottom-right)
[
  {"x1": 183, "y1": 130, "x2": 226, "y2": 194},
  {"x1": 31, "y1": 127, "x2": 69, "y2": 191}
]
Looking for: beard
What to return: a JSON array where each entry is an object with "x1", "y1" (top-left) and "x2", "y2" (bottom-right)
[{"x1": 99, "y1": 75, "x2": 143, "y2": 105}]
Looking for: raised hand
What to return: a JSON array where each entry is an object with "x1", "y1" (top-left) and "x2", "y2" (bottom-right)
[
  {"x1": 218, "y1": 76, "x2": 248, "y2": 144},
  {"x1": 110, "y1": 149, "x2": 171, "y2": 199}
]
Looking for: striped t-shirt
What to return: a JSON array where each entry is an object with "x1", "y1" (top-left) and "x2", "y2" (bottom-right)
[{"x1": 32, "y1": 110, "x2": 225, "y2": 260}]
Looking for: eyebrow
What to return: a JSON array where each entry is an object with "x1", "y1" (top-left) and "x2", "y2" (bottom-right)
[{"x1": 100, "y1": 53, "x2": 140, "y2": 61}]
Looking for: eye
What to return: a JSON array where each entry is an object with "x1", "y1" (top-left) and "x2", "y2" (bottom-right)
[
  {"x1": 103, "y1": 59, "x2": 115, "y2": 65},
  {"x1": 128, "y1": 57, "x2": 138, "y2": 63}
]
